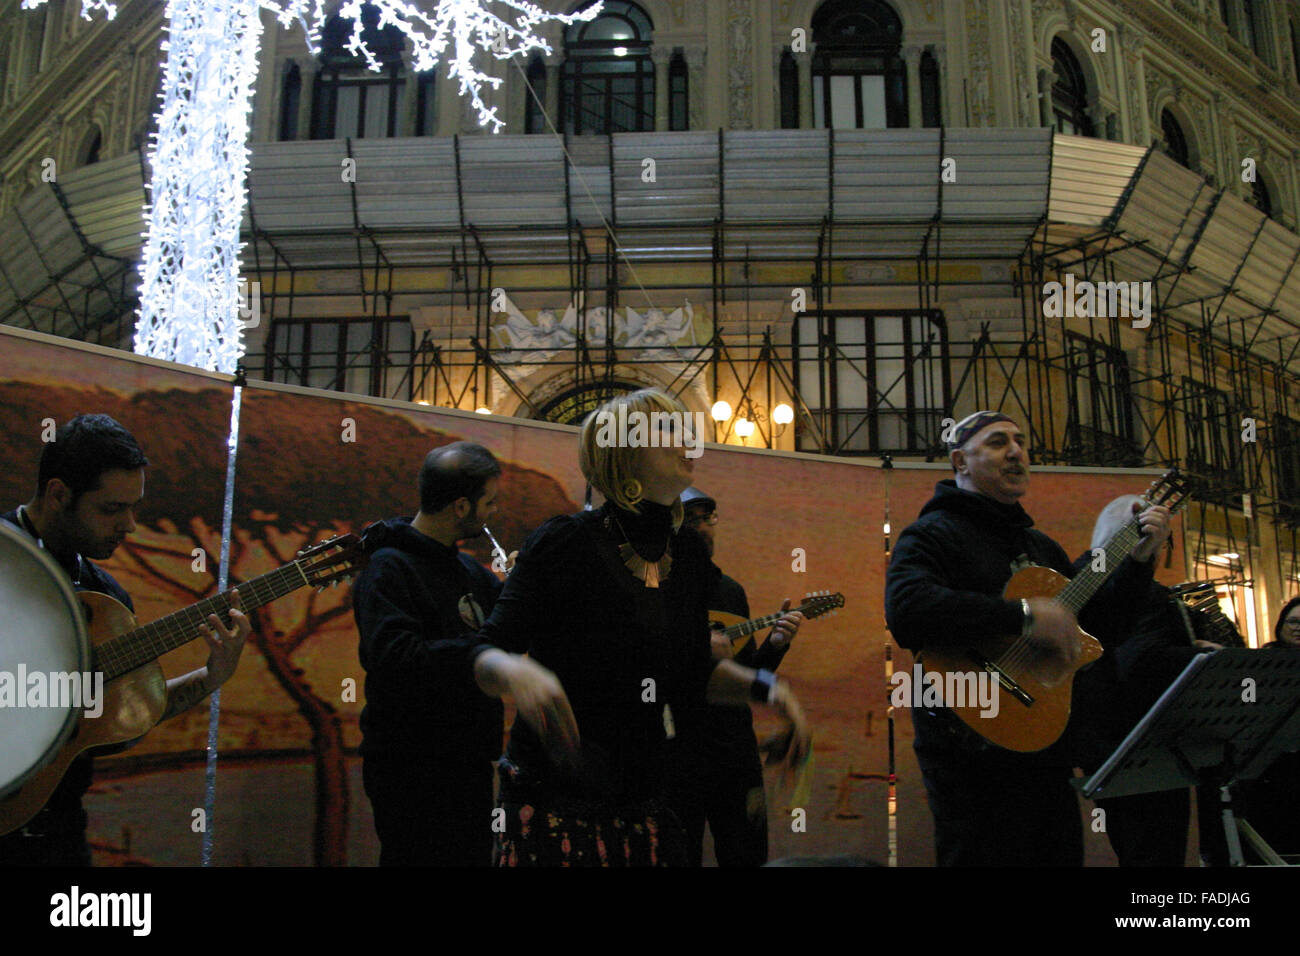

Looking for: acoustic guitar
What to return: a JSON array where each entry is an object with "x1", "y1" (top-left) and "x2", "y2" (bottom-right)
[
  {"x1": 916, "y1": 470, "x2": 1193, "y2": 752},
  {"x1": 709, "y1": 590, "x2": 845, "y2": 646},
  {"x1": 0, "y1": 533, "x2": 364, "y2": 836}
]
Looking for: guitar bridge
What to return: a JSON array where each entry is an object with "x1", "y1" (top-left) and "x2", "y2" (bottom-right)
[{"x1": 967, "y1": 651, "x2": 1034, "y2": 707}]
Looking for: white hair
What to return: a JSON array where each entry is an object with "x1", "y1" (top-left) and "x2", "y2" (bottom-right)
[{"x1": 1091, "y1": 494, "x2": 1143, "y2": 551}]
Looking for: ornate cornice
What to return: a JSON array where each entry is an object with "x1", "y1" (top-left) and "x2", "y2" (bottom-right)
[
  {"x1": 1114, "y1": 0, "x2": 1300, "y2": 140},
  {"x1": 1, "y1": 0, "x2": 166, "y2": 161}
]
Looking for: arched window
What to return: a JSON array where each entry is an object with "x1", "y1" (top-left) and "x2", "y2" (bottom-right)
[
  {"x1": 1051, "y1": 38, "x2": 1095, "y2": 137},
  {"x1": 561, "y1": 0, "x2": 654, "y2": 135},
  {"x1": 77, "y1": 125, "x2": 102, "y2": 166},
  {"x1": 668, "y1": 50, "x2": 689, "y2": 131},
  {"x1": 779, "y1": 49, "x2": 799, "y2": 128},
  {"x1": 811, "y1": 0, "x2": 907, "y2": 129},
  {"x1": 1161, "y1": 108, "x2": 1190, "y2": 168},
  {"x1": 1249, "y1": 175, "x2": 1273, "y2": 219},
  {"x1": 310, "y1": 5, "x2": 406, "y2": 139},
  {"x1": 24, "y1": 6, "x2": 48, "y2": 81},
  {"x1": 1241, "y1": 0, "x2": 1265, "y2": 57},
  {"x1": 920, "y1": 50, "x2": 941, "y2": 127},
  {"x1": 279, "y1": 63, "x2": 301, "y2": 141},
  {"x1": 523, "y1": 54, "x2": 547, "y2": 134}
]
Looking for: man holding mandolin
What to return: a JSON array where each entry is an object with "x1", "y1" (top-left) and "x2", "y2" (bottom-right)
[
  {"x1": 884, "y1": 410, "x2": 1172, "y2": 866},
  {"x1": 0, "y1": 415, "x2": 250, "y2": 866},
  {"x1": 667, "y1": 486, "x2": 805, "y2": 867}
]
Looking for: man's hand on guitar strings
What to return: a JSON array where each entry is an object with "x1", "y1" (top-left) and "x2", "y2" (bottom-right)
[
  {"x1": 1131, "y1": 503, "x2": 1173, "y2": 562},
  {"x1": 201, "y1": 589, "x2": 250, "y2": 688},
  {"x1": 1023, "y1": 597, "x2": 1081, "y2": 687}
]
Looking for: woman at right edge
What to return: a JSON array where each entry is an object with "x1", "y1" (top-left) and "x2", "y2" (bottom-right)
[{"x1": 469, "y1": 388, "x2": 811, "y2": 866}]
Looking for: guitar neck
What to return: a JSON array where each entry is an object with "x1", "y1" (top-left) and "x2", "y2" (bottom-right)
[
  {"x1": 725, "y1": 611, "x2": 787, "y2": 642},
  {"x1": 1056, "y1": 517, "x2": 1144, "y2": 615},
  {"x1": 95, "y1": 560, "x2": 310, "y2": 681}
]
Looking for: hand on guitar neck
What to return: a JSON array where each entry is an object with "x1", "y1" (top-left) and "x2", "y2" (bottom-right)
[
  {"x1": 158, "y1": 589, "x2": 250, "y2": 722},
  {"x1": 1022, "y1": 597, "x2": 1081, "y2": 688},
  {"x1": 710, "y1": 598, "x2": 805, "y2": 661},
  {"x1": 1129, "y1": 503, "x2": 1174, "y2": 562},
  {"x1": 766, "y1": 598, "x2": 804, "y2": 652}
]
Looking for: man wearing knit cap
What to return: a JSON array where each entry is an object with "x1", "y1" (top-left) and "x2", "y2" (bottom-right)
[{"x1": 884, "y1": 411, "x2": 1171, "y2": 866}]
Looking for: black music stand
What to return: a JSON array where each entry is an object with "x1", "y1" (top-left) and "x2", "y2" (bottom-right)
[{"x1": 1078, "y1": 648, "x2": 1300, "y2": 866}]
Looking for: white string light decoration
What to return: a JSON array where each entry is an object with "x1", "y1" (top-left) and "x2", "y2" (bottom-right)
[{"x1": 20, "y1": 0, "x2": 602, "y2": 373}]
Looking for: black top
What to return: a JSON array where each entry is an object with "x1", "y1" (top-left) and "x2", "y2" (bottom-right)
[
  {"x1": 712, "y1": 572, "x2": 749, "y2": 620},
  {"x1": 474, "y1": 500, "x2": 718, "y2": 805},
  {"x1": 884, "y1": 480, "x2": 1153, "y2": 769},
  {"x1": 1069, "y1": 576, "x2": 1183, "y2": 773},
  {"x1": 353, "y1": 516, "x2": 504, "y2": 762},
  {"x1": 1238, "y1": 642, "x2": 1300, "y2": 852},
  {"x1": 0, "y1": 508, "x2": 134, "y2": 835}
]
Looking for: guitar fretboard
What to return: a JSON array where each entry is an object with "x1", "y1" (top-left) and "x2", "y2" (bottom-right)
[
  {"x1": 1056, "y1": 518, "x2": 1143, "y2": 615},
  {"x1": 94, "y1": 561, "x2": 310, "y2": 681},
  {"x1": 725, "y1": 611, "x2": 789, "y2": 641}
]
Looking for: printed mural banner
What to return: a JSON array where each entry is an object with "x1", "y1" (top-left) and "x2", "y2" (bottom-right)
[{"x1": 0, "y1": 326, "x2": 1188, "y2": 866}]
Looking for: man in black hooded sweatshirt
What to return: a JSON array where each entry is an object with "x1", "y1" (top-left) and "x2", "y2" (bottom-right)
[
  {"x1": 353, "y1": 441, "x2": 506, "y2": 866},
  {"x1": 884, "y1": 411, "x2": 1170, "y2": 866}
]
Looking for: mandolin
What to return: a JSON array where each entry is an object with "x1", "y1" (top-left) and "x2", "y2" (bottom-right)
[
  {"x1": 916, "y1": 470, "x2": 1193, "y2": 752},
  {"x1": 709, "y1": 590, "x2": 845, "y2": 646},
  {"x1": 0, "y1": 533, "x2": 364, "y2": 836}
]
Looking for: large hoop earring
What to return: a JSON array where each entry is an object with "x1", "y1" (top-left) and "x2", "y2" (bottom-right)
[{"x1": 622, "y1": 479, "x2": 644, "y2": 504}]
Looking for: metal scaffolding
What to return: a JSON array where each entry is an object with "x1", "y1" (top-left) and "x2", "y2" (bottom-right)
[{"x1": 4, "y1": 128, "x2": 1300, "y2": 630}]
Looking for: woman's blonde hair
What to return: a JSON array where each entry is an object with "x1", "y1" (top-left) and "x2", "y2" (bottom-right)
[{"x1": 579, "y1": 387, "x2": 690, "y2": 527}]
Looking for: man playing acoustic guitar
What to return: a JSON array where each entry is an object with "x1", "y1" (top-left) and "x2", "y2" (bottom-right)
[
  {"x1": 0, "y1": 414, "x2": 249, "y2": 866},
  {"x1": 884, "y1": 411, "x2": 1170, "y2": 866}
]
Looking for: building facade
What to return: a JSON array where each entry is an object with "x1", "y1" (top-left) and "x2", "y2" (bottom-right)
[{"x1": 3, "y1": 0, "x2": 1300, "y2": 643}]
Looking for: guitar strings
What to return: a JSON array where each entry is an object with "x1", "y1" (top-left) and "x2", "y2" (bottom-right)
[
  {"x1": 992, "y1": 519, "x2": 1144, "y2": 681},
  {"x1": 95, "y1": 560, "x2": 309, "y2": 680}
]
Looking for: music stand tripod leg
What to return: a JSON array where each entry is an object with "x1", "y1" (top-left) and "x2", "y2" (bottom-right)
[
  {"x1": 1237, "y1": 818, "x2": 1287, "y2": 866},
  {"x1": 1219, "y1": 785, "x2": 1247, "y2": 868}
]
